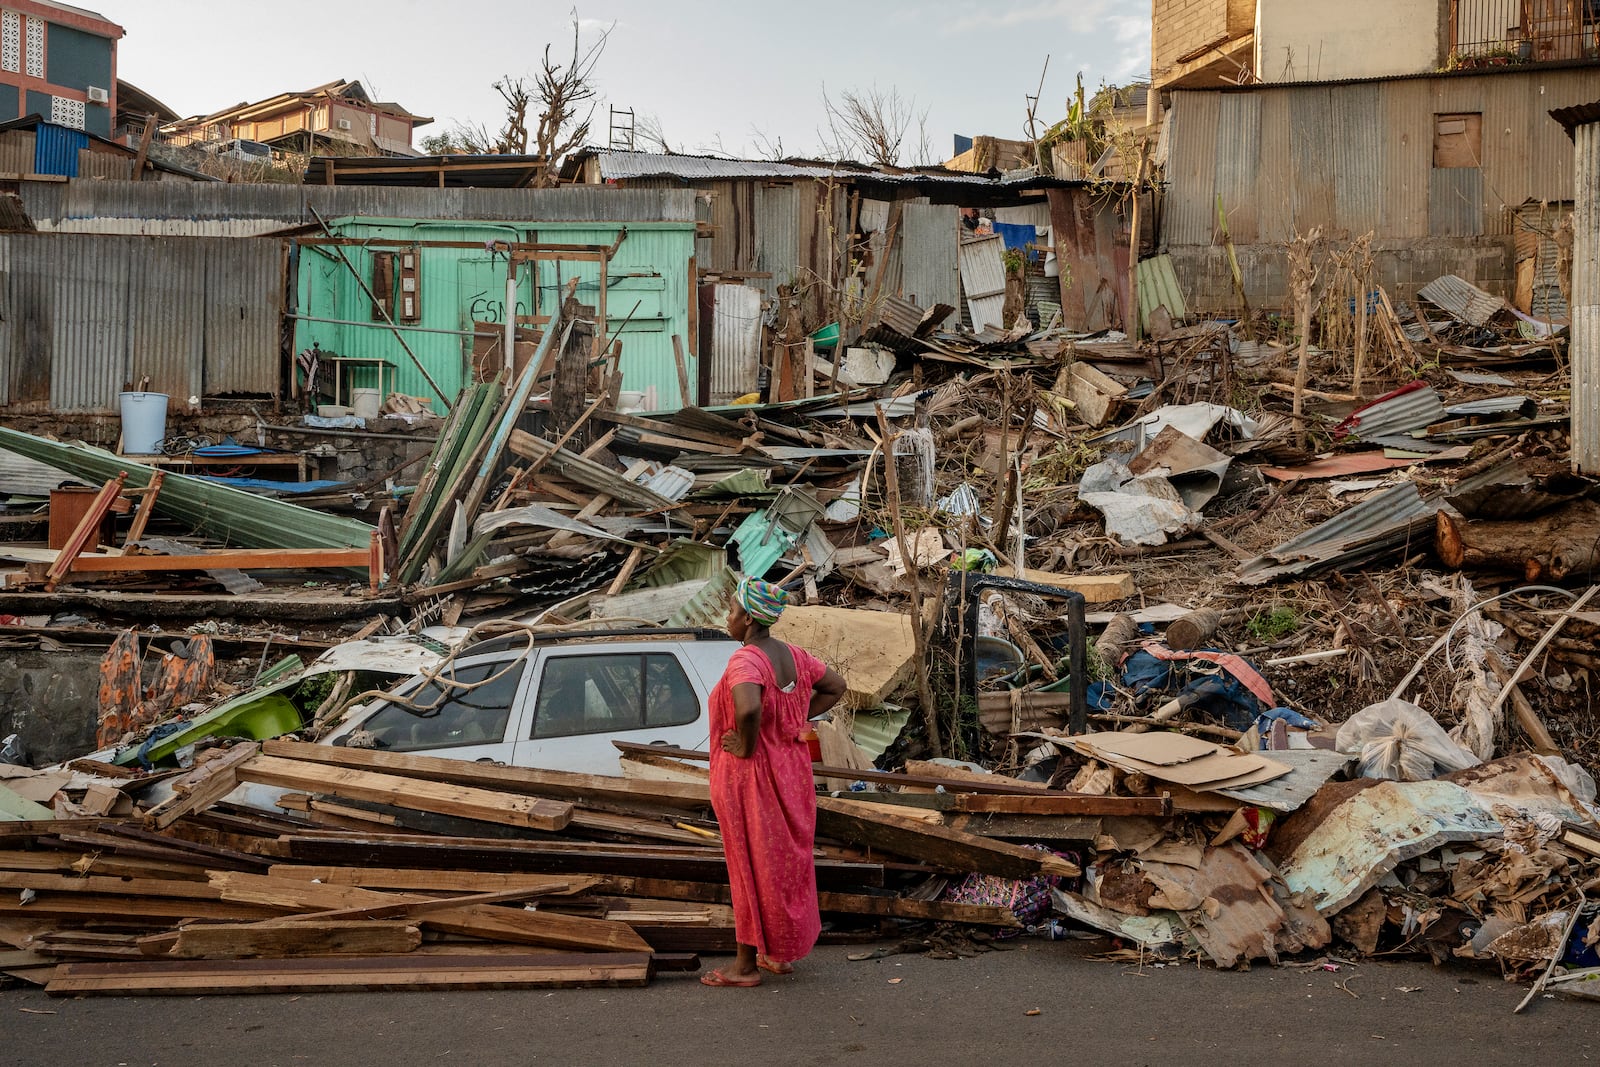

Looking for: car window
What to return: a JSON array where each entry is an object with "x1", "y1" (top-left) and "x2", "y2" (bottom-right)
[
  {"x1": 358, "y1": 658, "x2": 523, "y2": 752},
  {"x1": 532, "y1": 652, "x2": 699, "y2": 739}
]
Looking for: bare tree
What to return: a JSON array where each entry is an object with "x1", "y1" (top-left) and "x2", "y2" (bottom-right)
[
  {"x1": 749, "y1": 125, "x2": 787, "y2": 161},
  {"x1": 422, "y1": 14, "x2": 611, "y2": 181},
  {"x1": 529, "y1": 15, "x2": 612, "y2": 185},
  {"x1": 819, "y1": 84, "x2": 928, "y2": 168},
  {"x1": 633, "y1": 112, "x2": 675, "y2": 154}
]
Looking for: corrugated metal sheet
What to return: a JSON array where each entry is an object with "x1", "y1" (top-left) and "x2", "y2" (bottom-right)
[
  {"x1": 33, "y1": 124, "x2": 88, "y2": 178},
  {"x1": 707, "y1": 284, "x2": 762, "y2": 404},
  {"x1": 755, "y1": 181, "x2": 799, "y2": 302},
  {"x1": 18, "y1": 182, "x2": 697, "y2": 233},
  {"x1": 1419, "y1": 274, "x2": 1508, "y2": 324},
  {"x1": 1236, "y1": 482, "x2": 1439, "y2": 585},
  {"x1": 1331, "y1": 82, "x2": 1383, "y2": 236},
  {"x1": 900, "y1": 202, "x2": 959, "y2": 309},
  {"x1": 1137, "y1": 254, "x2": 1187, "y2": 326},
  {"x1": 595, "y1": 149, "x2": 857, "y2": 182},
  {"x1": 0, "y1": 131, "x2": 35, "y2": 175},
  {"x1": 0, "y1": 452, "x2": 88, "y2": 496},
  {"x1": 958, "y1": 235, "x2": 1007, "y2": 330},
  {"x1": 0, "y1": 233, "x2": 285, "y2": 413},
  {"x1": 1430, "y1": 167, "x2": 1484, "y2": 237},
  {"x1": 1340, "y1": 383, "x2": 1447, "y2": 439},
  {"x1": 1215, "y1": 92, "x2": 1261, "y2": 243},
  {"x1": 1165, "y1": 91, "x2": 1220, "y2": 246},
  {"x1": 1574, "y1": 118, "x2": 1600, "y2": 474},
  {"x1": 1167, "y1": 69, "x2": 1598, "y2": 264}
]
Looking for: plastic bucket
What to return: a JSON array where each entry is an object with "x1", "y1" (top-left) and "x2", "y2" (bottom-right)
[
  {"x1": 351, "y1": 387, "x2": 381, "y2": 420},
  {"x1": 118, "y1": 391, "x2": 169, "y2": 454}
]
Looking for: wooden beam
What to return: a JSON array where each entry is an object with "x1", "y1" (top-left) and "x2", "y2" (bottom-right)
[
  {"x1": 209, "y1": 871, "x2": 650, "y2": 953},
  {"x1": 947, "y1": 793, "x2": 1169, "y2": 816},
  {"x1": 815, "y1": 796, "x2": 1080, "y2": 880},
  {"x1": 262, "y1": 740, "x2": 711, "y2": 809},
  {"x1": 237, "y1": 754, "x2": 575, "y2": 832},
  {"x1": 153, "y1": 921, "x2": 423, "y2": 960},
  {"x1": 45, "y1": 952, "x2": 650, "y2": 996}
]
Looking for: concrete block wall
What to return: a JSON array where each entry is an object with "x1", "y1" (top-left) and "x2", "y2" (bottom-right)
[{"x1": 1153, "y1": 0, "x2": 1232, "y2": 79}]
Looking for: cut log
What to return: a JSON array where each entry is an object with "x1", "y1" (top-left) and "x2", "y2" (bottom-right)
[
  {"x1": 237, "y1": 754, "x2": 574, "y2": 832},
  {"x1": 1436, "y1": 501, "x2": 1600, "y2": 581}
]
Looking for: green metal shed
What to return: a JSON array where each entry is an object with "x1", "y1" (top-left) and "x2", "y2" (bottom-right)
[{"x1": 292, "y1": 216, "x2": 697, "y2": 410}]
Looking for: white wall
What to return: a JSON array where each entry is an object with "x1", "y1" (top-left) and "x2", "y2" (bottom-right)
[{"x1": 1256, "y1": 0, "x2": 1441, "y2": 82}]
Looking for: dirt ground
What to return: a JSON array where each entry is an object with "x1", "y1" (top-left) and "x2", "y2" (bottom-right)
[{"x1": 2, "y1": 941, "x2": 1592, "y2": 1067}]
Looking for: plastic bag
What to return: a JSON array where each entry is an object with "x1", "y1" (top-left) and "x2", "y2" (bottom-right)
[{"x1": 1335, "y1": 698, "x2": 1481, "y2": 781}]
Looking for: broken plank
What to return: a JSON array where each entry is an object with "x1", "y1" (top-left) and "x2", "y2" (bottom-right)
[
  {"x1": 45, "y1": 952, "x2": 652, "y2": 996},
  {"x1": 814, "y1": 797, "x2": 1081, "y2": 880},
  {"x1": 947, "y1": 793, "x2": 1170, "y2": 816},
  {"x1": 159, "y1": 921, "x2": 423, "y2": 960},
  {"x1": 143, "y1": 742, "x2": 260, "y2": 830},
  {"x1": 209, "y1": 871, "x2": 650, "y2": 953},
  {"x1": 237, "y1": 754, "x2": 574, "y2": 832},
  {"x1": 945, "y1": 813, "x2": 1103, "y2": 841},
  {"x1": 816, "y1": 891, "x2": 1019, "y2": 927},
  {"x1": 1016, "y1": 569, "x2": 1136, "y2": 603},
  {"x1": 262, "y1": 739, "x2": 711, "y2": 810},
  {"x1": 266, "y1": 865, "x2": 602, "y2": 896}
]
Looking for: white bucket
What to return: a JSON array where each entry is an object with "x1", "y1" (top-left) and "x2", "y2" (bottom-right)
[
  {"x1": 351, "y1": 388, "x2": 382, "y2": 420},
  {"x1": 119, "y1": 392, "x2": 169, "y2": 454}
]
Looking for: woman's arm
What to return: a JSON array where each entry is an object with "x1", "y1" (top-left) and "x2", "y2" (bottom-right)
[
  {"x1": 721, "y1": 681, "x2": 764, "y2": 758},
  {"x1": 808, "y1": 667, "x2": 847, "y2": 719}
]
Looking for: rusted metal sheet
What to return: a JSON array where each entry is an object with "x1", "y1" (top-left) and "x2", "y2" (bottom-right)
[
  {"x1": 1256, "y1": 91, "x2": 1295, "y2": 243},
  {"x1": 706, "y1": 284, "x2": 762, "y2": 404},
  {"x1": 0, "y1": 130, "x2": 35, "y2": 175},
  {"x1": 1419, "y1": 273, "x2": 1508, "y2": 324},
  {"x1": 0, "y1": 234, "x2": 284, "y2": 413},
  {"x1": 1279, "y1": 780, "x2": 1503, "y2": 917},
  {"x1": 899, "y1": 202, "x2": 959, "y2": 309},
  {"x1": 1236, "y1": 481, "x2": 1440, "y2": 584},
  {"x1": 754, "y1": 180, "x2": 800, "y2": 300},
  {"x1": 1569, "y1": 112, "x2": 1600, "y2": 474}
]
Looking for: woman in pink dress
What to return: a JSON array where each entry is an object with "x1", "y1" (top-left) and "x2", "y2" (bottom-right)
[{"x1": 701, "y1": 577, "x2": 846, "y2": 988}]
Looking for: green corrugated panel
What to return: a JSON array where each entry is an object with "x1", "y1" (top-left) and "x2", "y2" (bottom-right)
[
  {"x1": 0, "y1": 782, "x2": 55, "y2": 822},
  {"x1": 848, "y1": 706, "x2": 912, "y2": 759},
  {"x1": 293, "y1": 217, "x2": 697, "y2": 410},
  {"x1": 1137, "y1": 254, "x2": 1187, "y2": 329},
  {"x1": 0, "y1": 428, "x2": 375, "y2": 555}
]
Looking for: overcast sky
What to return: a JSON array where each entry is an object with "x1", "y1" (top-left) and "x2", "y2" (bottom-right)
[{"x1": 108, "y1": 1, "x2": 1151, "y2": 162}]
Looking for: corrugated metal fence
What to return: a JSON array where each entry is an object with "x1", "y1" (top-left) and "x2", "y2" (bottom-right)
[
  {"x1": 0, "y1": 233, "x2": 283, "y2": 412},
  {"x1": 1167, "y1": 68, "x2": 1598, "y2": 247},
  {"x1": 1573, "y1": 118, "x2": 1599, "y2": 475}
]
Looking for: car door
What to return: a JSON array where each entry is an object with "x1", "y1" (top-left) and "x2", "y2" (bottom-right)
[
  {"x1": 510, "y1": 643, "x2": 711, "y2": 775},
  {"x1": 331, "y1": 651, "x2": 531, "y2": 765}
]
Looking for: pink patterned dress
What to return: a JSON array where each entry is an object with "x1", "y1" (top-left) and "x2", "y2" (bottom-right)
[{"x1": 708, "y1": 642, "x2": 826, "y2": 964}]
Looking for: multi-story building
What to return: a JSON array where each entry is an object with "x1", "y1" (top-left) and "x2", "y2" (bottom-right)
[
  {"x1": 0, "y1": 0, "x2": 121, "y2": 138},
  {"x1": 162, "y1": 79, "x2": 430, "y2": 158}
]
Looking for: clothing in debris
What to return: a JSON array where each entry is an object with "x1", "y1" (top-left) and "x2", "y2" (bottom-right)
[{"x1": 708, "y1": 642, "x2": 826, "y2": 965}]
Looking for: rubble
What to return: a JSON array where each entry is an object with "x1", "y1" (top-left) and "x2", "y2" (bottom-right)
[{"x1": 1, "y1": 154, "x2": 1598, "y2": 1008}]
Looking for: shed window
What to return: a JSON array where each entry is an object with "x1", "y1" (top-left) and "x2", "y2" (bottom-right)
[{"x1": 1433, "y1": 113, "x2": 1483, "y2": 169}]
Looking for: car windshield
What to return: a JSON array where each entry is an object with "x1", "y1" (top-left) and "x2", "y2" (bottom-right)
[{"x1": 357, "y1": 657, "x2": 524, "y2": 752}]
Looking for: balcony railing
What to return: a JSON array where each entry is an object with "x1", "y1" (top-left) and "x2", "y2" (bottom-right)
[{"x1": 1449, "y1": 0, "x2": 1600, "y2": 67}]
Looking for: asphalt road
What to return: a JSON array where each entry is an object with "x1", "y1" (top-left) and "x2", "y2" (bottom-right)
[{"x1": 2, "y1": 941, "x2": 1593, "y2": 1067}]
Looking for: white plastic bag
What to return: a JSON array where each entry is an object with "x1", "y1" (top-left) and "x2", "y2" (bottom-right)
[{"x1": 1335, "y1": 698, "x2": 1482, "y2": 781}]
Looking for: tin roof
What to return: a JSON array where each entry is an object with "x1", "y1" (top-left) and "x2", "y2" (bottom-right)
[{"x1": 1551, "y1": 99, "x2": 1600, "y2": 138}]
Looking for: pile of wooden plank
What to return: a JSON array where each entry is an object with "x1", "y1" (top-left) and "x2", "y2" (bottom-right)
[{"x1": 0, "y1": 740, "x2": 1087, "y2": 997}]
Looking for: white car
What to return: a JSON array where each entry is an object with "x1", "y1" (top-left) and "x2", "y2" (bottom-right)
[{"x1": 321, "y1": 628, "x2": 739, "y2": 775}]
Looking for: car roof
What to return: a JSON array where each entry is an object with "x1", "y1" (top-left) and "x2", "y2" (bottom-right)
[{"x1": 463, "y1": 627, "x2": 734, "y2": 658}]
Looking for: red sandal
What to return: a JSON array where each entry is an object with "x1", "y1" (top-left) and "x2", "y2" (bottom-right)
[{"x1": 700, "y1": 968, "x2": 762, "y2": 987}]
